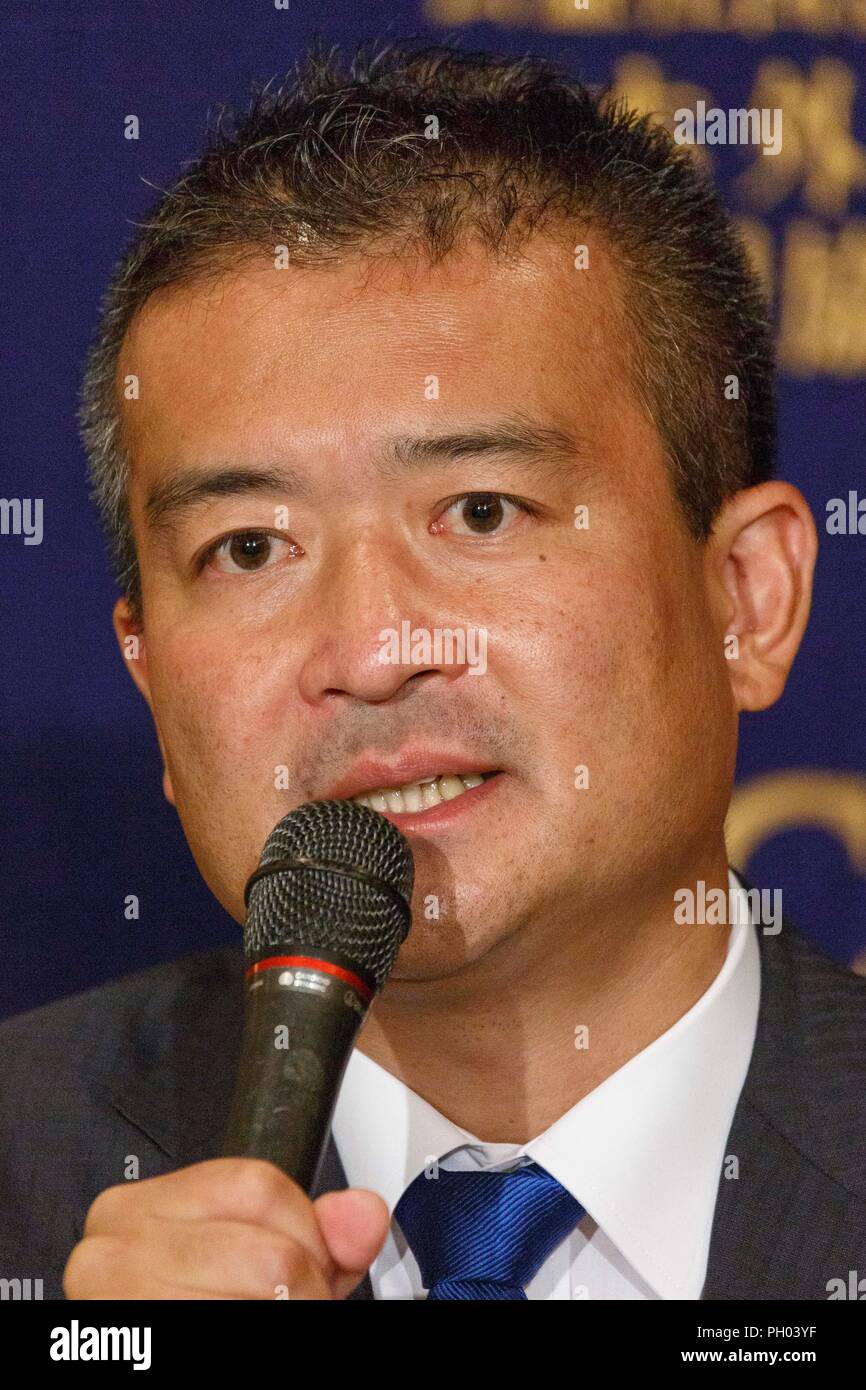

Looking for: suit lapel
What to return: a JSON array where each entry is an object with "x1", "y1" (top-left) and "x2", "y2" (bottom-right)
[
  {"x1": 701, "y1": 914, "x2": 857, "y2": 1299},
  {"x1": 107, "y1": 944, "x2": 246, "y2": 1167},
  {"x1": 702, "y1": 1091, "x2": 852, "y2": 1299}
]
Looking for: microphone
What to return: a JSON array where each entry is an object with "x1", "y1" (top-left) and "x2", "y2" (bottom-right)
[{"x1": 223, "y1": 799, "x2": 415, "y2": 1193}]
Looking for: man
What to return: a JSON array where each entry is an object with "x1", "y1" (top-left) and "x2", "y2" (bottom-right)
[{"x1": 1, "y1": 42, "x2": 864, "y2": 1301}]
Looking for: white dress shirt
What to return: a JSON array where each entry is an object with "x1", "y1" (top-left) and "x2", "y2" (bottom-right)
[{"x1": 331, "y1": 868, "x2": 761, "y2": 1299}]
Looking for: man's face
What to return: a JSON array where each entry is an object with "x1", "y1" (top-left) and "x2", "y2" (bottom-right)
[{"x1": 117, "y1": 235, "x2": 736, "y2": 978}]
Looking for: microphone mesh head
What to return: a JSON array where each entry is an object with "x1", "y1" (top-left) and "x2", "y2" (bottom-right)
[{"x1": 244, "y1": 799, "x2": 415, "y2": 990}]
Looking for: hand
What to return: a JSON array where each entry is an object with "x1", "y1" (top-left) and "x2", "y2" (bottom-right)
[{"x1": 63, "y1": 1157, "x2": 389, "y2": 1299}]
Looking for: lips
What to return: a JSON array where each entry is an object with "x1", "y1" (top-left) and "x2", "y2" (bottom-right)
[
  {"x1": 324, "y1": 751, "x2": 499, "y2": 804},
  {"x1": 352, "y1": 771, "x2": 494, "y2": 814}
]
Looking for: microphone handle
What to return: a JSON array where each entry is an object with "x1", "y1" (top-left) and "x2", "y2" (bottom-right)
[{"x1": 223, "y1": 950, "x2": 371, "y2": 1193}]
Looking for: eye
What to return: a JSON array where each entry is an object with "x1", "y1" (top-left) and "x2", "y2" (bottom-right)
[
  {"x1": 199, "y1": 530, "x2": 301, "y2": 575},
  {"x1": 435, "y1": 493, "x2": 535, "y2": 537}
]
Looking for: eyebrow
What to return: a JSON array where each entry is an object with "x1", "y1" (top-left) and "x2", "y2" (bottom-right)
[
  {"x1": 144, "y1": 465, "x2": 312, "y2": 531},
  {"x1": 382, "y1": 417, "x2": 588, "y2": 482},
  {"x1": 143, "y1": 416, "x2": 590, "y2": 532}
]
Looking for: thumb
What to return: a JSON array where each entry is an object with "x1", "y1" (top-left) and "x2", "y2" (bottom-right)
[{"x1": 313, "y1": 1188, "x2": 391, "y2": 1299}]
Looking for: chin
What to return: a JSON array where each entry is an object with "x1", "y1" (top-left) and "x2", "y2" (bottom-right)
[{"x1": 387, "y1": 917, "x2": 513, "y2": 983}]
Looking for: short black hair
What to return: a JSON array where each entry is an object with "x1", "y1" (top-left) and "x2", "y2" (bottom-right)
[{"x1": 78, "y1": 40, "x2": 775, "y2": 617}]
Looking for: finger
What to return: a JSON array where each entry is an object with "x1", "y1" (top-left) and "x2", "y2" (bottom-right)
[
  {"x1": 313, "y1": 1189, "x2": 390, "y2": 1298},
  {"x1": 85, "y1": 1159, "x2": 334, "y2": 1280},
  {"x1": 65, "y1": 1223, "x2": 334, "y2": 1301}
]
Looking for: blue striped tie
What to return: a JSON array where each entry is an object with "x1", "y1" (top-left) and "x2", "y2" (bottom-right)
[{"x1": 393, "y1": 1160, "x2": 585, "y2": 1299}]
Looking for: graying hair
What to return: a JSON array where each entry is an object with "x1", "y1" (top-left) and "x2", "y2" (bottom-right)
[{"x1": 78, "y1": 40, "x2": 775, "y2": 619}]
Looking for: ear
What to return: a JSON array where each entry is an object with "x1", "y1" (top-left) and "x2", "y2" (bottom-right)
[
  {"x1": 112, "y1": 596, "x2": 176, "y2": 806},
  {"x1": 706, "y1": 482, "x2": 818, "y2": 713}
]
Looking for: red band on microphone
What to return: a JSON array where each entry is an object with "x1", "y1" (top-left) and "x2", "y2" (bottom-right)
[{"x1": 247, "y1": 953, "x2": 374, "y2": 1004}]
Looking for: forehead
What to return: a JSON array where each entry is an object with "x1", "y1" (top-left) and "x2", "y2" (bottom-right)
[{"x1": 118, "y1": 232, "x2": 654, "y2": 492}]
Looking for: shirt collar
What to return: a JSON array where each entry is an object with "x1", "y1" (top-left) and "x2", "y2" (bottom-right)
[{"x1": 331, "y1": 867, "x2": 761, "y2": 1299}]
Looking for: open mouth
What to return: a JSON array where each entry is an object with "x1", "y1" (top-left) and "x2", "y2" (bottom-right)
[{"x1": 351, "y1": 770, "x2": 499, "y2": 815}]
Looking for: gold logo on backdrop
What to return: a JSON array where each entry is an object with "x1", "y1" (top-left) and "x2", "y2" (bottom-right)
[
  {"x1": 426, "y1": 0, "x2": 866, "y2": 36},
  {"x1": 727, "y1": 771, "x2": 866, "y2": 973},
  {"x1": 737, "y1": 58, "x2": 866, "y2": 215},
  {"x1": 777, "y1": 218, "x2": 866, "y2": 375},
  {"x1": 607, "y1": 54, "x2": 866, "y2": 375},
  {"x1": 607, "y1": 56, "x2": 866, "y2": 217},
  {"x1": 727, "y1": 770, "x2": 866, "y2": 874}
]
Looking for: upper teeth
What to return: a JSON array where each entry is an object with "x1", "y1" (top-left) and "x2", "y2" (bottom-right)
[{"x1": 352, "y1": 773, "x2": 485, "y2": 813}]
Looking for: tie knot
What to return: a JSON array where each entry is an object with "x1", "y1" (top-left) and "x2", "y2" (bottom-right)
[{"x1": 394, "y1": 1160, "x2": 584, "y2": 1300}]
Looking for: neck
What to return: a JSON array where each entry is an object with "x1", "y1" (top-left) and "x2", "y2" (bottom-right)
[{"x1": 356, "y1": 851, "x2": 733, "y2": 1143}]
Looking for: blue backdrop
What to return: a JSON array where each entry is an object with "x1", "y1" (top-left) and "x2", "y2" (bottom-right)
[{"x1": 3, "y1": 0, "x2": 865, "y2": 1018}]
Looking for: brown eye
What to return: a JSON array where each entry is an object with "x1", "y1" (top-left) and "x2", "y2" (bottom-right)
[
  {"x1": 440, "y1": 493, "x2": 526, "y2": 537},
  {"x1": 206, "y1": 531, "x2": 297, "y2": 575},
  {"x1": 462, "y1": 495, "x2": 504, "y2": 533},
  {"x1": 227, "y1": 532, "x2": 272, "y2": 570}
]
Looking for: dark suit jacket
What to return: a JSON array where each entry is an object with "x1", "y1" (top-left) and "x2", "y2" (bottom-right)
[{"x1": 1, "y1": 915, "x2": 865, "y2": 1300}]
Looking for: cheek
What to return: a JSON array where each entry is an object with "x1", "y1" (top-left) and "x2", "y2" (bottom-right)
[
  {"x1": 508, "y1": 556, "x2": 708, "y2": 768},
  {"x1": 147, "y1": 628, "x2": 286, "y2": 787},
  {"x1": 498, "y1": 561, "x2": 644, "y2": 703}
]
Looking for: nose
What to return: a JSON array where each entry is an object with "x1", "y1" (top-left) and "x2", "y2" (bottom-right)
[{"x1": 296, "y1": 533, "x2": 474, "y2": 708}]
